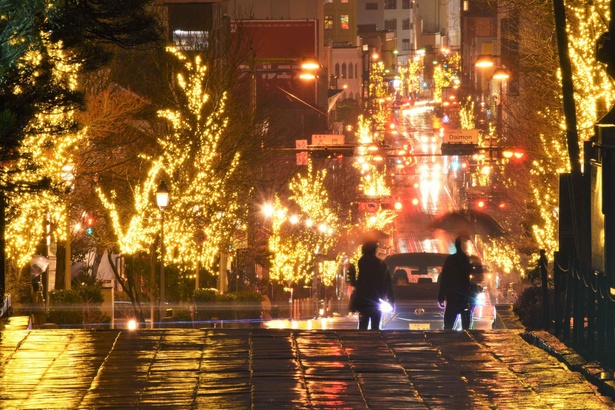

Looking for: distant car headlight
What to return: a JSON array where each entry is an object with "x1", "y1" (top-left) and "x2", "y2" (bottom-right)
[{"x1": 379, "y1": 299, "x2": 394, "y2": 313}]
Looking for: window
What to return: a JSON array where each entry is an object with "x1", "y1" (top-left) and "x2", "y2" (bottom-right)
[
  {"x1": 366, "y1": 3, "x2": 378, "y2": 10},
  {"x1": 335, "y1": 63, "x2": 340, "y2": 78},
  {"x1": 402, "y1": 0, "x2": 410, "y2": 8},
  {"x1": 349, "y1": 63, "x2": 354, "y2": 79},
  {"x1": 402, "y1": 39, "x2": 410, "y2": 51},
  {"x1": 341, "y1": 15, "x2": 349, "y2": 30},
  {"x1": 342, "y1": 63, "x2": 347, "y2": 79},
  {"x1": 384, "y1": 19, "x2": 397, "y2": 31},
  {"x1": 325, "y1": 15, "x2": 333, "y2": 30},
  {"x1": 341, "y1": 0, "x2": 349, "y2": 3},
  {"x1": 402, "y1": 19, "x2": 410, "y2": 30},
  {"x1": 385, "y1": 0, "x2": 397, "y2": 9},
  {"x1": 173, "y1": 30, "x2": 209, "y2": 50}
]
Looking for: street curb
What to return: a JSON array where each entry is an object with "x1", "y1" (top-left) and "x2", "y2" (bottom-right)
[{"x1": 522, "y1": 330, "x2": 615, "y2": 401}]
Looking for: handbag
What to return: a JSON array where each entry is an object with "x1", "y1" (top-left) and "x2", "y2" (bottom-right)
[{"x1": 348, "y1": 290, "x2": 358, "y2": 313}]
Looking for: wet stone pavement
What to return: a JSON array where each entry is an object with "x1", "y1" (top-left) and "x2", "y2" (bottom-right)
[{"x1": 0, "y1": 327, "x2": 613, "y2": 409}]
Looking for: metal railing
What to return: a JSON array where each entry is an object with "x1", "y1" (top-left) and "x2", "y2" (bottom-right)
[{"x1": 550, "y1": 252, "x2": 615, "y2": 370}]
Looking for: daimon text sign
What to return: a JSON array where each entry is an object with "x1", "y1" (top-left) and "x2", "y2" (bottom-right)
[{"x1": 443, "y1": 129, "x2": 479, "y2": 144}]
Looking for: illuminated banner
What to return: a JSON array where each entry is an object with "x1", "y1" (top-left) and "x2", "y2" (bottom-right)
[{"x1": 443, "y1": 129, "x2": 479, "y2": 144}]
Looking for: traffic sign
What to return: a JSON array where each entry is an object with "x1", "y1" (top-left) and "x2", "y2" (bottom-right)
[
  {"x1": 312, "y1": 134, "x2": 344, "y2": 145},
  {"x1": 443, "y1": 129, "x2": 479, "y2": 144}
]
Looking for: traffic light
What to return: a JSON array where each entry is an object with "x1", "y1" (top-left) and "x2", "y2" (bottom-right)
[
  {"x1": 441, "y1": 143, "x2": 477, "y2": 156},
  {"x1": 473, "y1": 199, "x2": 487, "y2": 209},
  {"x1": 310, "y1": 145, "x2": 354, "y2": 158},
  {"x1": 85, "y1": 215, "x2": 94, "y2": 235}
]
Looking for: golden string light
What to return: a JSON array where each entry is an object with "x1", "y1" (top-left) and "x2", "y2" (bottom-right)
[
  {"x1": 5, "y1": 33, "x2": 86, "y2": 269},
  {"x1": 268, "y1": 160, "x2": 339, "y2": 285},
  {"x1": 97, "y1": 47, "x2": 242, "y2": 272}
]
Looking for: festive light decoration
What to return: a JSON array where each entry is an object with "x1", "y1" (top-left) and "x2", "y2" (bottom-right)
[
  {"x1": 5, "y1": 33, "x2": 86, "y2": 269},
  {"x1": 97, "y1": 47, "x2": 242, "y2": 272},
  {"x1": 398, "y1": 59, "x2": 421, "y2": 99},
  {"x1": 268, "y1": 160, "x2": 340, "y2": 285},
  {"x1": 458, "y1": 97, "x2": 476, "y2": 130}
]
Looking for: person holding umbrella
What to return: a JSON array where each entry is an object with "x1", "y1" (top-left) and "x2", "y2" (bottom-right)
[
  {"x1": 353, "y1": 240, "x2": 395, "y2": 330},
  {"x1": 437, "y1": 235, "x2": 473, "y2": 330}
]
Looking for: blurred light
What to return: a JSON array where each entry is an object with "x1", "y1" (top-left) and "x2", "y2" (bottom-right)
[
  {"x1": 394, "y1": 202, "x2": 403, "y2": 211},
  {"x1": 301, "y1": 60, "x2": 320, "y2": 70},
  {"x1": 492, "y1": 67, "x2": 510, "y2": 80},
  {"x1": 475, "y1": 292, "x2": 486, "y2": 306},
  {"x1": 477, "y1": 200, "x2": 486, "y2": 208},
  {"x1": 412, "y1": 198, "x2": 419, "y2": 205},
  {"x1": 262, "y1": 203, "x2": 274, "y2": 217},
  {"x1": 127, "y1": 319, "x2": 138, "y2": 331},
  {"x1": 379, "y1": 299, "x2": 393, "y2": 313},
  {"x1": 475, "y1": 55, "x2": 494, "y2": 68}
]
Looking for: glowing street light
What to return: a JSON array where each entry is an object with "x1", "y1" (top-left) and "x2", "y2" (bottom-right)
[{"x1": 156, "y1": 180, "x2": 170, "y2": 328}]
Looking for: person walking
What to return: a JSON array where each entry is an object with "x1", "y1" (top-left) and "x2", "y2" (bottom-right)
[
  {"x1": 438, "y1": 236, "x2": 473, "y2": 330},
  {"x1": 354, "y1": 241, "x2": 395, "y2": 330}
]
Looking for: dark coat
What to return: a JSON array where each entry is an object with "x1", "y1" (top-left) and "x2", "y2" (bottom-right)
[
  {"x1": 437, "y1": 251, "x2": 472, "y2": 306},
  {"x1": 355, "y1": 254, "x2": 395, "y2": 311}
]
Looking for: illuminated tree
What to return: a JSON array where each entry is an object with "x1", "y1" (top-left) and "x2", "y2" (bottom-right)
[
  {"x1": 97, "y1": 47, "x2": 242, "y2": 275},
  {"x1": 478, "y1": 0, "x2": 615, "y2": 269},
  {"x1": 0, "y1": 0, "x2": 161, "y2": 308},
  {"x1": 268, "y1": 160, "x2": 339, "y2": 285},
  {"x1": 398, "y1": 59, "x2": 421, "y2": 98},
  {"x1": 3, "y1": 33, "x2": 85, "y2": 276}
]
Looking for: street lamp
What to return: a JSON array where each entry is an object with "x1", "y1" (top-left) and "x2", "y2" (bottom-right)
[
  {"x1": 474, "y1": 55, "x2": 497, "y2": 102},
  {"x1": 61, "y1": 162, "x2": 75, "y2": 290},
  {"x1": 491, "y1": 67, "x2": 511, "y2": 139},
  {"x1": 156, "y1": 180, "x2": 170, "y2": 328}
]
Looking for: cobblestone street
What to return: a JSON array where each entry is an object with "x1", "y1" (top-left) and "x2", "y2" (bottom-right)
[{"x1": 0, "y1": 326, "x2": 612, "y2": 409}]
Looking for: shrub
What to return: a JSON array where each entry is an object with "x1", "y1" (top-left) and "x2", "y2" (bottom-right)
[
  {"x1": 47, "y1": 289, "x2": 84, "y2": 326},
  {"x1": 192, "y1": 289, "x2": 263, "y2": 322},
  {"x1": 234, "y1": 290, "x2": 263, "y2": 320},
  {"x1": 513, "y1": 285, "x2": 555, "y2": 330},
  {"x1": 46, "y1": 284, "x2": 111, "y2": 329}
]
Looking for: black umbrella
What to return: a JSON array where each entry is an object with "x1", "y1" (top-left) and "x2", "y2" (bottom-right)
[{"x1": 431, "y1": 209, "x2": 506, "y2": 238}]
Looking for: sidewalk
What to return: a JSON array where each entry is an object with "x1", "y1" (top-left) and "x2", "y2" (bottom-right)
[{"x1": 0, "y1": 324, "x2": 613, "y2": 408}]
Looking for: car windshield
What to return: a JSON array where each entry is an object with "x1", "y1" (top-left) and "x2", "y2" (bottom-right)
[{"x1": 385, "y1": 253, "x2": 448, "y2": 301}]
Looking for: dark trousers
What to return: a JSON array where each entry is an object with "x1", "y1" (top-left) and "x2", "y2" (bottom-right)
[
  {"x1": 358, "y1": 308, "x2": 382, "y2": 330},
  {"x1": 443, "y1": 303, "x2": 472, "y2": 330}
]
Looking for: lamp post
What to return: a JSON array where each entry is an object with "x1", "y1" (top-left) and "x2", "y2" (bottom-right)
[
  {"x1": 474, "y1": 55, "x2": 495, "y2": 103},
  {"x1": 156, "y1": 180, "x2": 170, "y2": 327},
  {"x1": 491, "y1": 67, "x2": 511, "y2": 140},
  {"x1": 61, "y1": 162, "x2": 75, "y2": 290}
]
